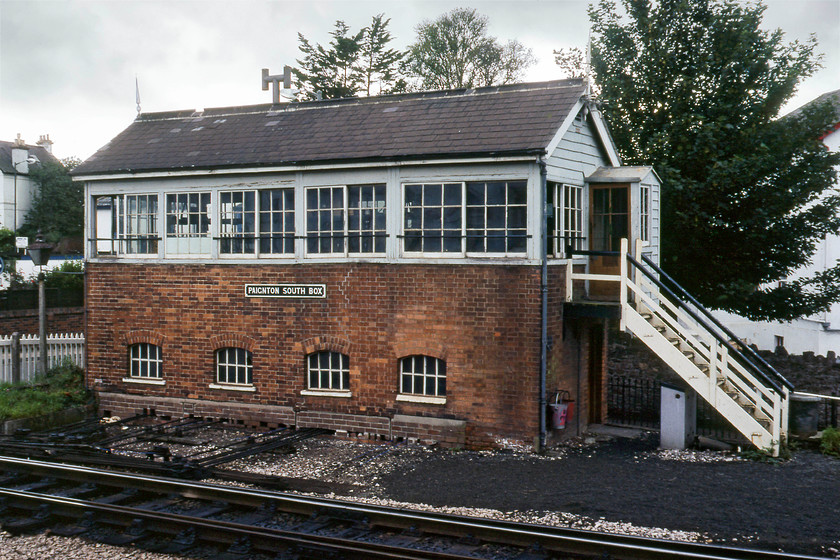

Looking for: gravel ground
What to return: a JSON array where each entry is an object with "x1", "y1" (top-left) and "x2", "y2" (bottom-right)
[{"x1": 2, "y1": 428, "x2": 839, "y2": 558}]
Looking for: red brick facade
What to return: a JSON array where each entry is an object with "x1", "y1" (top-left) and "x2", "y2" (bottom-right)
[
  {"x1": 0, "y1": 308, "x2": 85, "y2": 336},
  {"x1": 87, "y1": 262, "x2": 606, "y2": 448}
]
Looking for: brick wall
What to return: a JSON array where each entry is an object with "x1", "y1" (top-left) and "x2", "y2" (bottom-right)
[
  {"x1": 87, "y1": 262, "x2": 578, "y2": 448},
  {"x1": 0, "y1": 307, "x2": 85, "y2": 336}
]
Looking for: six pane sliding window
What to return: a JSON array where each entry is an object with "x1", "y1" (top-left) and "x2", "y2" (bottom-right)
[
  {"x1": 348, "y1": 184, "x2": 386, "y2": 253},
  {"x1": 306, "y1": 187, "x2": 345, "y2": 254}
]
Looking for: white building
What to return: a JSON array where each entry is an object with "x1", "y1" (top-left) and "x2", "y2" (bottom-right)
[
  {"x1": 0, "y1": 134, "x2": 59, "y2": 232},
  {"x1": 715, "y1": 89, "x2": 840, "y2": 357}
]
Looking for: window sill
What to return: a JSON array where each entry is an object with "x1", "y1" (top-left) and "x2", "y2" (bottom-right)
[
  {"x1": 209, "y1": 383, "x2": 256, "y2": 392},
  {"x1": 122, "y1": 377, "x2": 165, "y2": 386},
  {"x1": 396, "y1": 394, "x2": 446, "y2": 405},
  {"x1": 300, "y1": 389, "x2": 352, "y2": 398}
]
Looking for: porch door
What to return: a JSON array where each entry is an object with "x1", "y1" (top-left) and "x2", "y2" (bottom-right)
[{"x1": 589, "y1": 184, "x2": 629, "y2": 299}]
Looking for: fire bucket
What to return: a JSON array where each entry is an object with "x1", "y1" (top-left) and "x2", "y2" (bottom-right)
[{"x1": 549, "y1": 391, "x2": 574, "y2": 429}]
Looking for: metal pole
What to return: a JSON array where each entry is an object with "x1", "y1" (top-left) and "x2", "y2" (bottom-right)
[{"x1": 38, "y1": 271, "x2": 48, "y2": 375}]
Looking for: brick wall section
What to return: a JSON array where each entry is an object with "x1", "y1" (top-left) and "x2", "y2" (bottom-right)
[
  {"x1": 87, "y1": 262, "x2": 568, "y2": 448},
  {"x1": 0, "y1": 307, "x2": 85, "y2": 336}
]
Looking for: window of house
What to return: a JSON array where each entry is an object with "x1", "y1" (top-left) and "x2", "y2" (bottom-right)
[
  {"x1": 219, "y1": 191, "x2": 256, "y2": 254},
  {"x1": 640, "y1": 184, "x2": 650, "y2": 242},
  {"x1": 403, "y1": 181, "x2": 527, "y2": 255},
  {"x1": 259, "y1": 188, "x2": 295, "y2": 254},
  {"x1": 465, "y1": 181, "x2": 527, "y2": 253},
  {"x1": 165, "y1": 192, "x2": 211, "y2": 255},
  {"x1": 399, "y1": 355, "x2": 446, "y2": 397},
  {"x1": 306, "y1": 185, "x2": 386, "y2": 255},
  {"x1": 93, "y1": 194, "x2": 159, "y2": 256},
  {"x1": 548, "y1": 182, "x2": 583, "y2": 257},
  {"x1": 348, "y1": 184, "x2": 387, "y2": 253},
  {"x1": 128, "y1": 343, "x2": 162, "y2": 379},
  {"x1": 307, "y1": 351, "x2": 349, "y2": 391},
  {"x1": 215, "y1": 347, "x2": 253, "y2": 385}
]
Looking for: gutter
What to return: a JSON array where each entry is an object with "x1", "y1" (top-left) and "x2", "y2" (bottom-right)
[{"x1": 538, "y1": 156, "x2": 548, "y2": 452}]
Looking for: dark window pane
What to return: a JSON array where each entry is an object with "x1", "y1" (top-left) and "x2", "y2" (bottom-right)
[
  {"x1": 444, "y1": 183, "x2": 461, "y2": 205},
  {"x1": 486, "y1": 182, "x2": 506, "y2": 205},
  {"x1": 423, "y1": 184, "x2": 441, "y2": 206},
  {"x1": 466, "y1": 207, "x2": 484, "y2": 228},
  {"x1": 405, "y1": 185, "x2": 422, "y2": 207},
  {"x1": 508, "y1": 183, "x2": 527, "y2": 205},
  {"x1": 466, "y1": 182, "x2": 485, "y2": 205}
]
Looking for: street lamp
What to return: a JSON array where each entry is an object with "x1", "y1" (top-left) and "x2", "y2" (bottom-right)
[
  {"x1": 12, "y1": 155, "x2": 40, "y2": 231},
  {"x1": 29, "y1": 231, "x2": 53, "y2": 375}
]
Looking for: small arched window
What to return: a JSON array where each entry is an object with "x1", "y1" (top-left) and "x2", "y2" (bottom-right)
[
  {"x1": 399, "y1": 355, "x2": 446, "y2": 397},
  {"x1": 128, "y1": 343, "x2": 162, "y2": 379},
  {"x1": 216, "y1": 347, "x2": 253, "y2": 386},
  {"x1": 307, "y1": 351, "x2": 349, "y2": 391}
]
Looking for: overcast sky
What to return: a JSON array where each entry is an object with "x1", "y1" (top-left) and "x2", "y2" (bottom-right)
[{"x1": 1, "y1": 0, "x2": 838, "y2": 160}]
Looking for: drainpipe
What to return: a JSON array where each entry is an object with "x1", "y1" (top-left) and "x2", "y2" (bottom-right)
[{"x1": 538, "y1": 156, "x2": 548, "y2": 452}]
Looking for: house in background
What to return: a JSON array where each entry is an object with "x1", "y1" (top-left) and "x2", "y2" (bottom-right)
[
  {"x1": 0, "y1": 134, "x2": 58, "y2": 232},
  {"x1": 714, "y1": 89, "x2": 840, "y2": 357},
  {"x1": 73, "y1": 78, "x2": 786, "y2": 454}
]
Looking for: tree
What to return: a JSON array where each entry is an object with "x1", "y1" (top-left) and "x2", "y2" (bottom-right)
[
  {"x1": 20, "y1": 157, "x2": 83, "y2": 244},
  {"x1": 294, "y1": 21, "x2": 364, "y2": 100},
  {"x1": 553, "y1": 47, "x2": 587, "y2": 79},
  {"x1": 588, "y1": 0, "x2": 840, "y2": 321},
  {"x1": 359, "y1": 14, "x2": 406, "y2": 96},
  {"x1": 406, "y1": 8, "x2": 535, "y2": 90},
  {"x1": 294, "y1": 16, "x2": 404, "y2": 100}
]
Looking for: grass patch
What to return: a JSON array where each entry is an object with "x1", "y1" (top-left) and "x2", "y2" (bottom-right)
[
  {"x1": 0, "y1": 360, "x2": 90, "y2": 422},
  {"x1": 820, "y1": 427, "x2": 840, "y2": 458}
]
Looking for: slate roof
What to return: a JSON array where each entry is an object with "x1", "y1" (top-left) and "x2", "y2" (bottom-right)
[
  {"x1": 73, "y1": 80, "x2": 587, "y2": 176},
  {"x1": 586, "y1": 166, "x2": 656, "y2": 183},
  {"x1": 0, "y1": 141, "x2": 60, "y2": 174}
]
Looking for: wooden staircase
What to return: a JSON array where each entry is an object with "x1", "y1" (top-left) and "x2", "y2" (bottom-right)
[{"x1": 567, "y1": 239, "x2": 792, "y2": 456}]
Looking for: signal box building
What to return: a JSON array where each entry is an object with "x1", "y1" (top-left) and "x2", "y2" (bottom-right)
[{"x1": 74, "y1": 80, "x2": 660, "y2": 449}]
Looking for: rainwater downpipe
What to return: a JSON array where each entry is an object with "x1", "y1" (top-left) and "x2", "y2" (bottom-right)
[{"x1": 538, "y1": 156, "x2": 548, "y2": 452}]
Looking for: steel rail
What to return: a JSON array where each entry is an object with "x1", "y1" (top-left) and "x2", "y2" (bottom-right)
[
  {"x1": 0, "y1": 487, "x2": 469, "y2": 560},
  {"x1": 0, "y1": 456, "x2": 826, "y2": 560}
]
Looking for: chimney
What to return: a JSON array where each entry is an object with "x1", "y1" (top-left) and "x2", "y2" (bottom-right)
[
  {"x1": 36, "y1": 134, "x2": 53, "y2": 154},
  {"x1": 11, "y1": 134, "x2": 29, "y2": 173}
]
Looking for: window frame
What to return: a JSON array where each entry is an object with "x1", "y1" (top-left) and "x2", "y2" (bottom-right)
[
  {"x1": 124, "y1": 343, "x2": 165, "y2": 385},
  {"x1": 402, "y1": 181, "x2": 528, "y2": 258},
  {"x1": 218, "y1": 190, "x2": 257, "y2": 256},
  {"x1": 164, "y1": 191, "x2": 212, "y2": 257},
  {"x1": 303, "y1": 351, "x2": 351, "y2": 396},
  {"x1": 548, "y1": 182, "x2": 584, "y2": 258},
  {"x1": 640, "y1": 184, "x2": 651, "y2": 243},
  {"x1": 396, "y1": 355, "x2": 446, "y2": 404},
  {"x1": 305, "y1": 184, "x2": 387, "y2": 257},
  {"x1": 93, "y1": 194, "x2": 160, "y2": 257},
  {"x1": 211, "y1": 347, "x2": 254, "y2": 389}
]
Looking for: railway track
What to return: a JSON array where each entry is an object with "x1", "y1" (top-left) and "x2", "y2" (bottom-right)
[{"x1": 0, "y1": 455, "x2": 827, "y2": 560}]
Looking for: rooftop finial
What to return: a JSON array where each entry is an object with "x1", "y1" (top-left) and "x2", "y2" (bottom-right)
[{"x1": 136, "y1": 75, "x2": 142, "y2": 115}]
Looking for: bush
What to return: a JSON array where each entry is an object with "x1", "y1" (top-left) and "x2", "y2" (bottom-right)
[
  {"x1": 820, "y1": 427, "x2": 840, "y2": 458},
  {"x1": 0, "y1": 359, "x2": 89, "y2": 422}
]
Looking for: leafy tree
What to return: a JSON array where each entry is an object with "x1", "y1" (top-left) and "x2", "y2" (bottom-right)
[
  {"x1": 294, "y1": 16, "x2": 405, "y2": 100},
  {"x1": 589, "y1": 0, "x2": 840, "y2": 320},
  {"x1": 294, "y1": 21, "x2": 364, "y2": 100},
  {"x1": 406, "y1": 8, "x2": 535, "y2": 90},
  {"x1": 553, "y1": 46, "x2": 587, "y2": 80},
  {"x1": 359, "y1": 14, "x2": 406, "y2": 96},
  {"x1": 20, "y1": 157, "x2": 83, "y2": 244}
]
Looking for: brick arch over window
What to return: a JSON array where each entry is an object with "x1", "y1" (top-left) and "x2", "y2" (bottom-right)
[
  {"x1": 392, "y1": 341, "x2": 447, "y2": 362},
  {"x1": 124, "y1": 330, "x2": 165, "y2": 347},
  {"x1": 210, "y1": 334, "x2": 256, "y2": 353},
  {"x1": 296, "y1": 336, "x2": 352, "y2": 356}
]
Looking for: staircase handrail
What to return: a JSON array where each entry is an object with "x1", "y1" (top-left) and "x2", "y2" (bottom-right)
[{"x1": 634, "y1": 253, "x2": 793, "y2": 392}]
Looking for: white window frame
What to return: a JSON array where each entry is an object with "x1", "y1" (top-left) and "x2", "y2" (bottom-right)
[
  {"x1": 93, "y1": 194, "x2": 160, "y2": 257},
  {"x1": 212, "y1": 347, "x2": 254, "y2": 388},
  {"x1": 402, "y1": 181, "x2": 528, "y2": 258},
  {"x1": 397, "y1": 355, "x2": 446, "y2": 402},
  {"x1": 640, "y1": 184, "x2": 651, "y2": 242},
  {"x1": 305, "y1": 185, "x2": 387, "y2": 257},
  {"x1": 165, "y1": 191, "x2": 212, "y2": 257},
  {"x1": 218, "y1": 190, "x2": 257, "y2": 257},
  {"x1": 124, "y1": 343, "x2": 164, "y2": 384},
  {"x1": 258, "y1": 187, "x2": 296, "y2": 257},
  {"x1": 549, "y1": 183, "x2": 584, "y2": 258},
  {"x1": 464, "y1": 180, "x2": 528, "y2": 255},
  {"x1": 304, "y1": 351, "x2": 351, "y2": 394}
]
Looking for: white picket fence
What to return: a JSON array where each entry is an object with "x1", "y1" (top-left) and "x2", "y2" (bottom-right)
[{"x1": 0, "y1": 333, "x2": 85, "y2": 384}]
